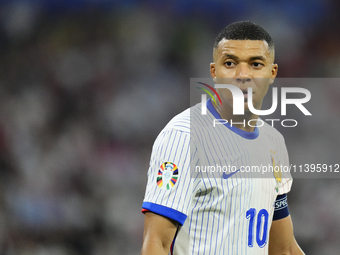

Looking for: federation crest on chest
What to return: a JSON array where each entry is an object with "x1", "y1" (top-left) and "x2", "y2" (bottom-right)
[{"x1": 270, "y1": 150, "x2": 282, "y2": 193}]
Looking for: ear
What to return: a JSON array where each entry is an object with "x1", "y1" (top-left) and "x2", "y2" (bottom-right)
[
  {"x1": 210, "y1": 62, "x2": 216, "y2": 81},
  {"x1": 270, "y1": 64, "x2": 278, "y2": 84}
]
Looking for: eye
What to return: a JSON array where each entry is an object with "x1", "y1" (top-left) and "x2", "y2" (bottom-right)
[
  {"x1": 225, "y1": 61, "x2": 236, "y2": 67},
  {"x1": 252, "y1": 62, "x2": 263, "y2": 68}
]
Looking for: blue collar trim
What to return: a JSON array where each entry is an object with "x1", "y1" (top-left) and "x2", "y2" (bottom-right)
[{"x1": 207, "y1": 98, "x2": 259, "y2": 140}]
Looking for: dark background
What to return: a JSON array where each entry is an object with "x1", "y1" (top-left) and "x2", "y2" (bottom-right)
[{"x1": 0, "y1": 0, "x2": 339, "y2": 254}]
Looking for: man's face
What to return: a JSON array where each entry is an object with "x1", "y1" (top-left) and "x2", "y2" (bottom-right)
[{"x1": 210, "y1": 39, "x2": 278, "y2": 112}]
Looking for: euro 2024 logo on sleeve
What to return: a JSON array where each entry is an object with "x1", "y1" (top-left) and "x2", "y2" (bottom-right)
[
  {"x1": 156, "y1": 162, "x2": 179, "y2": 190},
  {"x1": 196, "y1": 82, "x2": 312, "y2": 128}
]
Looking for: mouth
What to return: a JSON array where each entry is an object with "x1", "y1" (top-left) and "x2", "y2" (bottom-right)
[{"x1": 241, "y1": 90, "x2": 254, "y2": 101}]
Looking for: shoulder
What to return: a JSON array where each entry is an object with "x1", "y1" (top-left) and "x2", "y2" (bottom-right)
[
  {"x1": 164, "y1": 108, "x2": 191, "y2": 134},
  {"x1": 159, "y1": 103, "x2": 203, "y2": 134},
  {"x1": 151, "y1": 107, "x2": 192, "y2": 149},
  {"x1": 151, "y1": 104, "x2": 205, "y2": 152}
]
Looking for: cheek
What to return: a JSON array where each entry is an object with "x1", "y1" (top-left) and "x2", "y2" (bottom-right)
[
  {"x1": 254, "y1": 79, "x2": 271, "y2": 93},
  {"x1": 216, "y1": 66, "x2": 235, "y2": 77},
  {"x1": 254, "y1": 67, "x2": 273, "y2": 78}
]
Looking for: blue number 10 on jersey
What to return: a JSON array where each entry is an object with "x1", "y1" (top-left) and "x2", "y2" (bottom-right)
[{"x1": 246, "y1": 208, "x2": 269, "y2": 248}]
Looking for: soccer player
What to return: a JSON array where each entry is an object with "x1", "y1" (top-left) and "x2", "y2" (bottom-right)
[{"x1": 141, "y1": 21, "x2": 305, "y2": 255}]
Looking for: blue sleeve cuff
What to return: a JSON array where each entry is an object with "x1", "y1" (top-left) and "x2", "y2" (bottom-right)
[
  {"x1": 142, "y1": 202, "x2": 187, "y2": 225},
  {"x1": 273, "y1": 194, "x2": 290, "y2": 221}
]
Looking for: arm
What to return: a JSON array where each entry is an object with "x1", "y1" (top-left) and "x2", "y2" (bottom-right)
[
  {"x1": 269, "y1": 215, "x2": 305, "y2": 255},
  {"x1": 141, "y1": 211, "x2": 178, "y2": 255}
]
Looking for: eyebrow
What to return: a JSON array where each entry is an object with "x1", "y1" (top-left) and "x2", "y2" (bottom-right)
[
  {"x1": 222, "y1": 54, "x2": 266, "y2": 62},
  {"x1": 222, "y1": 54, "x2": 239, "y2": 61},
  {"x1": 249, "y1": 56, "x2": 266, "y2": 62}
]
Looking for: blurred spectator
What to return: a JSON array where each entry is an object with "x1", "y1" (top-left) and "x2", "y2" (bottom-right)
[{"x1": 0, "y1": 1, "x2": 339, "y2": 254}]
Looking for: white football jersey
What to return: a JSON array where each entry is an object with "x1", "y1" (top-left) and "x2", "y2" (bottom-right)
[{"x1": 142, "y1": 99, "x2": 292, "y2": 255}]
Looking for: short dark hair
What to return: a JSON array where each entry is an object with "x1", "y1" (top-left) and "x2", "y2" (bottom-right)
[{"x1": 213, "y1": 21, "x2": 274, "y2": 51}]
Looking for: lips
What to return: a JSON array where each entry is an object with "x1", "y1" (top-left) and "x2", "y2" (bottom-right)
[
  {"x1": 242, "y1": 90, "x2": 248, "y2": 100},
  {"x1": 241, "y1": 90, "x2": 254, "y2": 101}
]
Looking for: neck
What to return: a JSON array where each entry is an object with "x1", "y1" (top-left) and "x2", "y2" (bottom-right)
[{"x1": 212, "y1": 100, "x2": 259, "y2": 132}]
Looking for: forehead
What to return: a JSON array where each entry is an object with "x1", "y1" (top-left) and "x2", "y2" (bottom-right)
[{"x1": 215, "y1": 39, "x2": 271, "y2": 60}]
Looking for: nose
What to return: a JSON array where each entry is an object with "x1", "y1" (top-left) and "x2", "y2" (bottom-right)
[{"x1": 235, "y1": 64, "x2": 251, "y2": 84}]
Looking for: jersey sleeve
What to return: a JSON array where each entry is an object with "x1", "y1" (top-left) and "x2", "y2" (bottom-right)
[
  {"x1": 142, "y1": 128, "x2": 198, "y2": 226},
  {"x1": 277, "y1": 135, "x2": 293, "y2": 195},
  {"x1": 273, "y1": 194, "x2": 290, "y2": 220}
]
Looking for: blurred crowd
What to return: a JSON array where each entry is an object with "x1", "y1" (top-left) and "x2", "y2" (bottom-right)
[{"x1": 0, "y1": 0, "x2": 339, "y2": 254}]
